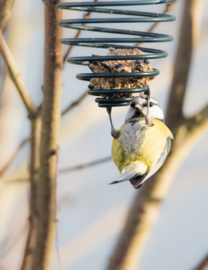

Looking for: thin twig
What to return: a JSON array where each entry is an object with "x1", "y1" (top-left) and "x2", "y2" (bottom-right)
[
  {"x1": 63, "y1": 29, "x2": 82, "y2": 64},
  {"x1": 2, "y1": 91, "x2": 90, "y2": 178},
  {"x1": 0, "y1": 33, "x2": 38, "y2": 117},
  {"x1": 0, "y1": 223, "x2": 27, "y2": 261},
  {"x1": 0, "y1": 138, "x2": 30, "y2": 178},
  {"x1": 20, "y1": 117, "x2": 41, "y2": 270},
  {"x1": 193, "y1": 254, "x2": 208, "y2": 270},
  {"x1": 166, "y1": 0, "x2": 193, "y2": 127},
  {"x1": 61, "y1": 90, "x2": 88, "y2": 116},
  {"x1": 0, "y1": 90, "x2": 90, "y2": 180},
  {"x1": 5, "y1": 155, "x2": 111, "y2": 183},
  {"x1": 63, "y1": 0, "x2": 98, "y2": 64},
  {"x1": 31, "y1": 1, "x2": 63, "y2": 268},
  {"x1": 186, "y1": 104, "x2": 208, "y2": 132},
  {"x1": 0, "y1": 0, "x2": 15, "y2": 32},
  {"x1": 60, "y1": 156, "x2": 112, "y2": 174},
  {"x1": 54, "y1": 162, "x2": 62, "y2": 270},
  {"x1": 4, "y1": 178, "x2": 29, "y2": 184}
]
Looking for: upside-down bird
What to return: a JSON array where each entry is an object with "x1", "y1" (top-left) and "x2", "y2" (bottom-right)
[{"x1": 109, "y1": 94, "x2": 173, "y2": 189}]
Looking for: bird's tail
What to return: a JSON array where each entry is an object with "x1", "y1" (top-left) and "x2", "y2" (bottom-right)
[
  {"x1": 109, "y1": 161, "x2": 148, "y2": 187},
  {"x1": 109, "y1": 171, "x2": 137, "y2": 185}
]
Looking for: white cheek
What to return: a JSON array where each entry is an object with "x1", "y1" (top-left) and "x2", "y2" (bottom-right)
[{"x1": 150, "y1": 106, "x2": 164, "y2": 120}]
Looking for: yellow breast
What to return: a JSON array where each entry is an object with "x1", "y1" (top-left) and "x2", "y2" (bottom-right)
[{"x1": 112, "y1": 117, "x2": 173, "y2": 173}]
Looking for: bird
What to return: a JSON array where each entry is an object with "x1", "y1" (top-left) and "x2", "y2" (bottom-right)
[{"x1": 108, "y1": 94, "x2": 173, "y2": 189}]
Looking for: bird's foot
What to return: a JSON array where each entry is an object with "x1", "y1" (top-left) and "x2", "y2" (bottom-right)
[
  {"x1": 145, "y1": 114, "x2": 153, "y2": 126},
  {"x1": 111, "y1": 127, "x2": 120, "y2": 139}
]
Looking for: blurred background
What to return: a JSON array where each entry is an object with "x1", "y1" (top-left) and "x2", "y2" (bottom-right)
[{"x1": 0, "y1": 0, "x2": 208, "y2": 269}]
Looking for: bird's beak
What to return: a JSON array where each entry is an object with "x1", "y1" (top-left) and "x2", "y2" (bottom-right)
[
  {"x1": 135, "y1": 104, "x2": 146, "y2": 116},
  {"x1": 135, "y1": 104, "x2": 143, "y2": 111}
]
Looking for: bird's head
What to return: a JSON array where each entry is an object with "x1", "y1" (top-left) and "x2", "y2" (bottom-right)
[{"x1": 125, "y1": 94, "x2": 164, "y2": 122}]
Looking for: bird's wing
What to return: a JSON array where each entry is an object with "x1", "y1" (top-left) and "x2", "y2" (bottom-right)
[{"x1": 143, "y1": 137, "x2": 172, "y2": 182}]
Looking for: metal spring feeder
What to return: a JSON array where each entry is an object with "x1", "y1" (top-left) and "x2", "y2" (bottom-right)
[{"x1": 57, "y1": 0, "x2": 176, "y2": 108}]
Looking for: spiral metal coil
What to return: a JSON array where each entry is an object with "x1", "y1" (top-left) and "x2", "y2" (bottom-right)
[{"x1": 58, "y1": 0, "x2": 176, "y2": 107}]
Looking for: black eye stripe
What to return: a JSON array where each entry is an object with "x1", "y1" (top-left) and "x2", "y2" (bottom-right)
[
  {"x1": 131, "y1": 100, "x2": 159, "y2": 108},
  {"x1": 131, "y1": 101, "x2": 135, "y2": 107}
]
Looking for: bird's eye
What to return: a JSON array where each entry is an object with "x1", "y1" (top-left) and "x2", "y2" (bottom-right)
[
  {"x1": 150, "y1": 102, "x2": 153, "y2": 107},
  {"x1": 131, "y1": 101, "x2": 135, "y2": 108}
]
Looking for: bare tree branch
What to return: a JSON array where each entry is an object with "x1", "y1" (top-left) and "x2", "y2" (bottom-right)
[
  {"x1": 3, "y1": 90, "x2": 90, "y2": 180},
  {"x1": 0, "y1": 33, "x2": 38, "y2": 117},
  {"x1": 60, "y1": 156, "x2": 112, "y2": 174},
  {"x1": 31, "y1": 1, "x2": 63, "y2": 269},
  {"x1": 63, "y1": 0, "x2": 98, "y2": 64},
  {"x1": 193, "y1": 254, "x2": 208, "y2": 270},
  {"x1": 55, "y1": 223, "x2": 63, "y2": 270},
  {"x1": 185, "y1": 104, "x2": 208, "y2": 132},
  {"x1": 0, "y1": 0, "x2": 12, "y2": 101},
  {"x1": 61, "y1": 90, "x2": 88, "y2": 116},
  {"x1": 63, "y1": 28, "x2": 82, "y2": 65},
  {"x1": 0, "y1": 14, "x2": 42, "y2": 270},
  {"x1": 0, "y1": 137, "x2": 30, "y2": 178},
  {"x1": 0, "y1": 4, "x2": 42, "y2": 270},
  {"x1": 165, "y1": 0, "x2": 194, "y2": 128},
  {"x1": 4, "y1": 178, "x2": 28, "y2": 184},
  {"x1": 0, "y1": 223, "x2": 27, "y2": 261},
  {"x1": 20, "y1": 117, "x2": 41, "y2": 270},
  {"x1": 0, "y1": 89, "x2": 90, "y2": 181},
  {"x1": 4, "y1": 156, "x2": 112, "y2": 184},
  {"x1": 0, "y1": 0, "x2": 15, "y2": 32}
]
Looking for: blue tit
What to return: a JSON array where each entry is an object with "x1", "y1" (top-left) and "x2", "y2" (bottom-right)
[{"x1": 110, "y1": 94, "x2": 173, "y2": 189}]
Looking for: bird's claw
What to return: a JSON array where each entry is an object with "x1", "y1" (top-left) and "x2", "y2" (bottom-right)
[
  {"x1": 111, "y1": 127, "x2": 120, "y2": 139},
  {"x1": 145, "y1": 114, "x2": 153, "y2": 126}
]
